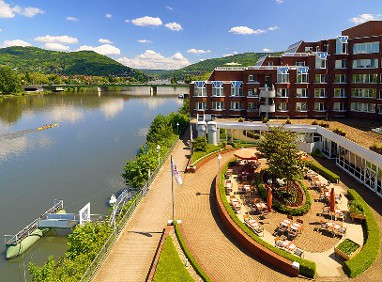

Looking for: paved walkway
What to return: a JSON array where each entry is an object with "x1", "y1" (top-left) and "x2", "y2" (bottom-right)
[{"x1": 92, "y1": 137, "x2": 190, "y2": 282}]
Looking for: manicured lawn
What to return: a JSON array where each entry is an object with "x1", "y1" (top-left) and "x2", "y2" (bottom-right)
[
  {"x1": 153, "y1": 236, "x2": 194, "y2": 282},
  {"x1": 191, "y1": 144, "x2": 220, "y2": 164}
]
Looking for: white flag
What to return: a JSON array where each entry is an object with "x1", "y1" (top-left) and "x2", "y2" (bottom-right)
[{"x1": 171, "y1": 157, "x2": 183, "y2": 185}]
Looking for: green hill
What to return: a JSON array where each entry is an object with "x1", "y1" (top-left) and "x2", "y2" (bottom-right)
[{"x1": 0, "y1": 46, "x2": 146, "y2": 79}]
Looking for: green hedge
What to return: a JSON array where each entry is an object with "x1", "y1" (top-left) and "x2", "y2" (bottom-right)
[
  {"x1": 174, "y1": 222, "x2": 212, "y2": 282},
  {"x1": 343, "y1": 189, "x2": 380, "y2": 278},
  {"x1": 305, "y1": 161, "x2": 340, "y2": 183},
  {"x1": 218, "y1": 161, "x2": 316, "y2": 278},
  {"x1": 257, "y1": 176, "x2": 312, "y2": 216}
]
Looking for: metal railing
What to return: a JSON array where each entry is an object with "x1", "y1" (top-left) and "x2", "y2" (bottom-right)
[{"x1": 80, "y1": 137, "x2": 179, "y2": 282}]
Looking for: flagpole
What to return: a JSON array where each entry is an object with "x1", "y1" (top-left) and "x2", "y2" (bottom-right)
[{"x1": 171, "y1": 154, "x2": 175, "y2": 223}]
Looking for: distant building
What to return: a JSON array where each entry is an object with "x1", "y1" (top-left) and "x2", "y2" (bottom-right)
[{"x1": 190, "y1": 21, "x2": 382, "y2": 121}]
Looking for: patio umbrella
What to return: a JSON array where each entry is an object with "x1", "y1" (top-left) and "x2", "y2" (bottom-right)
[
  {"x1": 234, "y1": 148, "x2": 259, "y2": 160},
  {"x1": 330, "y1": 187, "x2": 335, "y2": 212},
  {"x1": 267, "y1": 186, "x2": 273, "y2": 212}
]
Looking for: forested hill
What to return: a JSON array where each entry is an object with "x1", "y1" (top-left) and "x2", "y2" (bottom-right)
[{"x1": 0, "y1": 46, "x2": 145, "y2": 79}]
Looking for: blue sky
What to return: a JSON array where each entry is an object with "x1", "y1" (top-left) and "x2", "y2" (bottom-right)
[{"x1": 1, "y1": 0, "x2": 382, "y2": 70}]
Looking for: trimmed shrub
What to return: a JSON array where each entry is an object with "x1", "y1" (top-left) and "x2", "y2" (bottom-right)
[
  {"x1": 305, "y1": 161, "x2": 340, "y2": 183},
  {"x1": 174, "y1": 222, "x2": 212, "y2": 282},
  {"x1": 343, "y1": 189, "x2": 380, "y2": 278},
  {"x1": 218, "y1": 162, "x2": 316, "y2": 278},
  {"x1": 311, "y1": 149, "x2": 326, "y2": 159}
]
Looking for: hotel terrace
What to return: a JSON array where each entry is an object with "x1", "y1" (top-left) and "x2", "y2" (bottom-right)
[{"x1": 190, "y1": 21, "x2": 382, "y2": 121}]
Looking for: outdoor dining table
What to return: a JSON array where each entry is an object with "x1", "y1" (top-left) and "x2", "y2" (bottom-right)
[
  {"x1": 280, "y1": 219, "x2": 291, "y2": 227},
  {"x1": 255, "y1": 202, "x2": 267, "y2": 211}
]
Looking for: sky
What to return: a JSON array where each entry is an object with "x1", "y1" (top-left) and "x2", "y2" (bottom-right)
[{"x1": 1, "y1": 0, "x2": 382, "y2": 70}]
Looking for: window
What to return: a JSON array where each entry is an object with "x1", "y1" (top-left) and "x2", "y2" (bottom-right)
[
  {"x1": 336, "y1": 36, "x2": 348, "y2": 54},
  {"x1": 212, "y1": 101, "x2": 224, "y2": 111},
  {"x1": 351, "y1": 88, "x2": 377, "y2": 98},
  {"x1": 380, "y1": 90, "x2": 382, "y2": 99},
  {"x1": 351, "y1": 74, "x2": 378, "y2": 83},
  {"x1": 231, "y1": 101, "x2": 243, "y2": 110},
  {"x1": 212, "y1": 81, "x2": 224, "y2": 96},
  {"x1": 305, "y1": 47, "x2": 313, "y2": 52},
  {"x1": 295, "y1": 61, "x2": 305, "y2": 66},
  {"x1": 335, "y1": 59, "x2": 346, "y2": 69},
  {"x1": 314, "y1": 88, "x2": 326, "y2": 98},
  {"x1": 276, "y1": 88, "x2": 288, "y2": 98},
  {"x1": 248, "y1": 102, "x2": 258, "y2": 111},
  {"x1": 296, "y1": 67, "x2": 309, "y2": 83},
  {"x1": 334, "y1": 88, "x2": 346, "y2": 98},
  {"x1": 315, "y1": 52, "x2": 327, "y2": 69},
  {"x1": 277, "y1": 67, "x2": 289, "y2": 83},
  {"x1": 231, "y1": 81, "x2": 243, "y2": 97},
  {"x1": 296, "y1": 102, "x2": 307, "y2": 111},
  {"x1": 248, "y1": 75, "x2": 254, "y2": 82},
  {"x1": 351, "y1": 102, "x2": 376, "y2": 113},
  {"x1": 268, "y1": 61, "x2": 273, "y2": 66},
  {"x1": 194, "y1": 81, "x2": 206, "y2": 97},
  {"x1": 352, "y1": 59, "x2": 378, "y2": 69},
  {"x1": 353, "y1": 42, "x2": 380, "y2": 54},
  {"x1": 333, "y1": 102, "x2": 345, "y2": 111},
  {"x1": 314, "y1": 74, "x2": 328, "y2": 83},
  {"x1": 314, "y1": 102, "x2": 326, "y2": 111},
  {"x1": 334, "y1": 74, "x2": 347, "y2": 83},
  {"x1": 196, "y1": 102, "x2": 206, "y2": 110},
  {"x1": 296, "y1": 88, "x2": 308, "y2": 98},
  {"x1": 276, "y1": 102, "x2": 288, "y2": 112}
]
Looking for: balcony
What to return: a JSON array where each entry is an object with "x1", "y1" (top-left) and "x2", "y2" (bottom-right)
[
  {"x1": 259, "y1": 86, "x2": 276, "y2": 98},
  {"x1": 259, "y1": 104, "x2": 276, "y2": 113}
]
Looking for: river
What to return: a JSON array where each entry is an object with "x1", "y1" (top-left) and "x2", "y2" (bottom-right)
[{"x1": 0, "y1": 89, "x2": 184, "y2": 281}]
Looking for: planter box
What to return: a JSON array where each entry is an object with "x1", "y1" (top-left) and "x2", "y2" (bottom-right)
[
  {"x1": 350, "y1": 212, "x2": 366, "y2": 221},
  {"x1": 334, "y1": 242, "x2": 361, "y2": 260}
]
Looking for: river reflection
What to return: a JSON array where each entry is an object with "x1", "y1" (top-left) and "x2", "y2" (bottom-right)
[{"x1": 0, "y1": 91, "x2": 183, "y2": 281}]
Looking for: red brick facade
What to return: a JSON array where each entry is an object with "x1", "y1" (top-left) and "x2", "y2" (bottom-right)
[{"x1": 190, "y1": 21, "x2": 382, "y2": 121}]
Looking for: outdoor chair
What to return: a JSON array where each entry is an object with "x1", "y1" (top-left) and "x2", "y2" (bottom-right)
[
  {"x1": 287, "y1": 229, "x2": 298, "y2": 240},
  {"x1": 287, "y1": 215, "x2": 294, "y2": 221},
  {"x1": 294, "y1": 248, "x2": 304, "y2": 257}
]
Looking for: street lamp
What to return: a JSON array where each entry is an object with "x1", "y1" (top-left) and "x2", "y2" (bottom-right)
[
  {"x1": 156, "y1": 144, "x2": 161, "y2": 166},
  {"x1": 176, "y1": 122, "x2": 180, "y2": 136},
  {"x1": 217, "y1": 154, "x2": 222, "y2": 186}
]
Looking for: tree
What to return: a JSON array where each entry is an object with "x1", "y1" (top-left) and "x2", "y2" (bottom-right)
[
  {"x1": 193, "y1": 136, "x2": 207, "y2": 151},
  {"x1": 0, "y1": 66, "x2": 23, "y2": 94},
  {"x1": 257, "y1": 125, "x2": 303, "y2": 192}
]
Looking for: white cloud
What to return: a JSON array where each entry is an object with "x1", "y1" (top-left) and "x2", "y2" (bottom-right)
[
  {"x1": 187, "y1": 48, "x2": 211, "y2": 54},
  {"x1": 43, "y1": 43, "x2": 70, "y2": 51},
  {"x1": 0, "y1": 0, "x2": 44, "y2": 18},
  {"x1": 66, "y1": 16, "x2": 79, "y2": 22},
  {"x1": 276, "y1": 0, "x2": 284, "y2": 4},
  {"x1": 165, "y1": 6, "x2": 174, "y2": 11},
  {"x1": 77, "y1": 44, "x2": 121, "y2": 55},
  {"x1": 99, "y1": 38, "x2": 113, "y2": 44},
  {"x1": 35, "y1": 35, "x2": 78, "y2": 44},
  {"x1": 268, "y1": 26, "x2": 279, "y2": 31},
  {"x1": 124, "y1": 19, "x2": 130, "y2": 23},
  {"x1": 2, "y1": 39, "x2": 32, "y2": 47},
  {"x1": 131, "y1": 16, "x2": 162, "y2": 26},
  {"x1": 349, "y1": 13, "x2": 382, "y2": 25},
  {"x1": 117, "y1": 50, "x2": 190, "y2": 70},
  {"x1": 165, "y1": 22, "x2": 183, "y2": 31},
  {"x1": 223, "y1": 51, "x2": 238, "y2": 57},
  {"x1": 263, "y1": 48, "x2": 272, "y2": 52},
  {"x1": 229, "y1": 26, "x2": 266, "y2": 35},
  {"x1": 105, "y1": 13, "x2": 112, "y2": 19},
  {"x1": 137, "y1": 39, "x2": 153, "y2": 44}
]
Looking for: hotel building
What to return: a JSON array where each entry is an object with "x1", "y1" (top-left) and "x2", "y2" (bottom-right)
[{"x1": 190, "y1": 21, "x2": 382, "y2": 121}]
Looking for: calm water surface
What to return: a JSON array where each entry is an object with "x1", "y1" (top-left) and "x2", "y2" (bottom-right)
[{"x1": 0, "y1": 90, "x2": 183, "y2": 281}]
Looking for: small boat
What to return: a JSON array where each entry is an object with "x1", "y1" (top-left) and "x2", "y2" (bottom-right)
[
  {"x1": 109, "y1": 194, "x2": 117, "y2": 206},
  {"x1": 37, "y1": 123, "x2": 59, "y2": 131},
  {"x1": 178, "y1": 94, "x2": 184, "y2": 99}
]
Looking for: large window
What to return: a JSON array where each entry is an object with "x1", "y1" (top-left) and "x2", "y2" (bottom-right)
[
  {"x1": 353, "y1": 42, "x2": 380, "y2": 54},
  {"x1": 248, "y1": 75, "x2": 257, "y2": 82},
  {"x1": 297, "y1": 67, "x2": 309, "y2": 83},
  {"x1": 380, "y1": 89, "x2": 382, "y2": 99},
  {"x1": 247, "y1": 89, "x2": 258, "y2": 97},
  {"x1": 296, "y1": 102, "x2": 307, "y2": 111},
  {"x1": 315, "y1": 52, "x2": 327, "y2": 69},
  {"x1": 231, "y1": 101, "x2": 243, "y2": 110},
  {"x1": 194, "y1": 81, "x2": 206, "y2": 97},
  {"x1": 276, "y1": 88, "x2": 288, "y2": 98},
  {"x1": 314, "y1": 74, "x2": 328, "y2": 83},
  {"x1": 335, "y1": 59, "x2": 347, "y2": 69},
  {"x1": 231, "y1": 81, "x2": 243, "y2": 97},
  {"x1": 277, "y1": 67, "x2": 289, "y2": 83},
  {"x1": 314, "y1": 102, "x2": 326, "y2": 111},
  {"x1": 333, "y1": 102, "x2": 346, "y2": 111},
  {"x1": 352, "y1": 59, "x2": 378, "y2": 69},
  {"x1": 212, "y1": 101, "x2": 224, "y2": 110},
  {"x1": 195, "y1": 102, "x2": 206, "y2": 110},
  {"x1": 334, "y1": 74, "x2": 347, "y2": 83},
  {"x1": 212, "y1": 81, "x2": 224, "y2": 96},
  {"x1": 276, "y1": 102, "x2": 288, "y2": 112},
  {"x1": 314, "y1": 88, "x2": 326, "y2": 98},
  {"x1": 351, "y1": 102, "x2": 376, "y2": 113},
  {"x1": 351, "y1": 74, "x2": 378, "y2": 83},
  {"x1": 247, "y1": 102, "x2": 258, "y2": 111},
  {"x1": 296, "y1": 88, "x2": 308, "y2": 98},
  {"x1": 336, "y1": 36, "x2": 348, "y2": 54},
  {"x1": 351, "y1": 88, "x2": 377, "y2": 98},
  {"x1": 334, "y1": 88, "x2": 346, "y2": 98}
]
